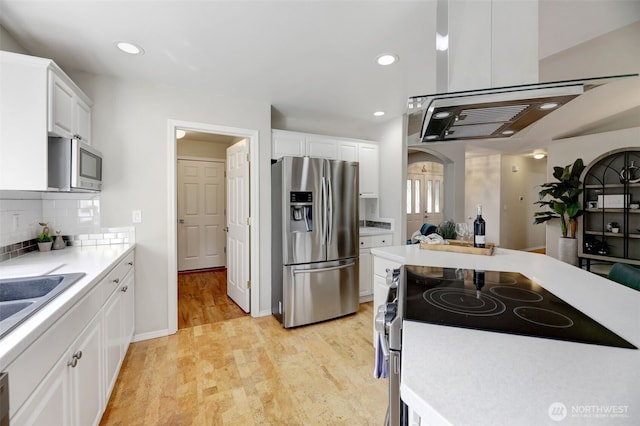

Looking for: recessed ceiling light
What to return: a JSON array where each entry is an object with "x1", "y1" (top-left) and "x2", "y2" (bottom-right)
[
  {"x1": 502, "y1": 130, "x2": 515, "y2": 135},
  {"x1": 425, "y1": 135, "x2": 438, "y2": 140},
  {"x1": 115, "y1": 41, "x2": 144, "y2": 55},
  {"x1": 373, "y1": 111, "x2": 385, "y2": 117},
  {"x1": 376, "y1": 53, "x2": 398, "y2": 66},
  {"x1": 176, "y1": 130, "x2": 186, "y2": 139},
  {"x1": 433, "y1": 111, "x2": 451, "y2": 119},
  {"x1": 539, "y1": 102, "x2": 559, "y2": 110}
]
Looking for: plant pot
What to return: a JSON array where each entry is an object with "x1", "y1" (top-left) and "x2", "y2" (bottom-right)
[
  {"x1": 37, "y1": 242, "x2": 53, "y2": 252},
  {"x1": 612, "y1": 228, "x2": 620, "y2": 234},
  {"x1": 558, "y1": 238, "x2": 578, "y2": 266}
]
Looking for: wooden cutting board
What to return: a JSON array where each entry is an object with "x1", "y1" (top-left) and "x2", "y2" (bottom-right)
[{"x1": 420, "y1": 240, "x2": 495, "y2": 256}]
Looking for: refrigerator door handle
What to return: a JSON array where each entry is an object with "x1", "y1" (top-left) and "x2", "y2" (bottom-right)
[
  {"x1": 292, "y1": 262, "x2": 354, "y2": 275},
  {"x1": 327, "y1": 177, "x2": 333, "y2": 245},
  {"x1": 321, "y1": 176, "x2": 328, "y2": 245}
]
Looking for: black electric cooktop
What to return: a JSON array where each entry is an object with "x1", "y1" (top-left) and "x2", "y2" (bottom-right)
[{"x1": 403, "y1": 265, "x2": 636, "y2": 350}]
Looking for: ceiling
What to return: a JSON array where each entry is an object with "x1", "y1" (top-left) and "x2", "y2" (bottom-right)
[{"x1": 1, "y1": 0, "x2": 639, "y2": 149}]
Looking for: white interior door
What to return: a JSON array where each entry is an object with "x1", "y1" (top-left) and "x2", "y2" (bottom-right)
[
  {"x1": 177, "y1": 159, "x2": 226, "y2": 271},
  {"x1": 226, "y1": 140, "x2": 250, "y2": 312}
]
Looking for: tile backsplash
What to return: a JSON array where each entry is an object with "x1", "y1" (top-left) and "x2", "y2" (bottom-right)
[{"x1": 0, "y1": 191, "x2": 101, "y2": 247}]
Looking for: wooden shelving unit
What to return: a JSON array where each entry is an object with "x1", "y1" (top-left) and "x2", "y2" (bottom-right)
[{"x1": 580, "y1": 149, "x2": 640, "y2": 270}]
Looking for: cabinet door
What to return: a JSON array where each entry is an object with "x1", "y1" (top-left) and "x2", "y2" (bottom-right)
[
  {"x1": 359, "y1": 251, "x2": 372, "y2": 297},
  {"x1": 75, "y1": 97, "x2": 92, "y2": 144},
  {"x1": 306, "y1": 136, "x2": 338, "y2": 159},
  {"x1": 358, "y1": 143, "x2": 379, "y2": 197},
  {"x1": 338, "y1": 141, "x2": 358, "y2": 162},
  {"x1": 70, "y1": 314, "x2": 103, "y2": 426},
  {"x1": 49, "y1": 71, "x2": 75, "y2": 138},
  {"x1": 10, "y1": 355, "x2": 71, "y2": 426},
  {"x1": 272, "y1": 131, "x2": 306, "y2": 159},
  {"x1": 103, "y1": 290, "x2": 122, "y2": 398},
  {"x1": 121, "y1": 270, "x2": 135, "y2": 355}
]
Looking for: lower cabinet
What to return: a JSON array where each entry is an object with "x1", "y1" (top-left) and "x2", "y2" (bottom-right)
[
  {"x1": 11, "y1": 313, "x2": 103, "y2": 426},
  {"x1": 359, "y1": 233, "x2": 392, "y2": 302},
  {"x1": 104, "y1": 266, "x2": 135, "y2": 396},
  {"x1": 8, "y1": 249, "x2": 134, "y2": 425}
]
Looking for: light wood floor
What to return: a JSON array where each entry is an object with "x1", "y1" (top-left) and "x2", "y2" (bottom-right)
[
  {"x1": 177, "y1": 268, "x2": 249, "y2": 329},
  {"x1": 101, "y1": 295, "x2": 387, "y2": 424}
]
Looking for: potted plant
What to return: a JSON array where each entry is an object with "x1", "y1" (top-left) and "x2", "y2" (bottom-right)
[
  {"x1": 607, "y1": 222, "x2": 620, "y2": 233},
  {"x1": 37, "y1": 222, "x2": 53, "y2": 251},
  {"x1": 533, "y1": 158, "x2": 585, "y2": 265}
]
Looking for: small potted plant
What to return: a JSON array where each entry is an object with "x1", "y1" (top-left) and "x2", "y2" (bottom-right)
[
  {"x1": 607, "y1": 222, "x2": 620, "y2": 233},
  {"x1": 37, "y1": 222, "x2": 53, "y2": 251}
]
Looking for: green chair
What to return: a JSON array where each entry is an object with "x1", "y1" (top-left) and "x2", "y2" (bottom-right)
[{"x1": 608, "y1": 263, "x2": 640, "y2": 291}]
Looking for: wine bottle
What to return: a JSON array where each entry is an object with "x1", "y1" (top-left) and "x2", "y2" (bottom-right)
[{"x1": 474, "y1": 204, "x2": 486, "y2": 248}]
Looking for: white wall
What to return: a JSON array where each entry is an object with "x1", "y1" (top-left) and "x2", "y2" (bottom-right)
[
  {"x1": 177, "y1": 138, "x2": 230, "y2": 159},
  {"x1": 69, "y1": 71, "x2": 272, "y2": 337},
  {"x1": 466, "y1": 155, "x2": 501, "y2": 245},
  {"x1": 500, "y1": 155, "x2": 546, "y2": 250}
]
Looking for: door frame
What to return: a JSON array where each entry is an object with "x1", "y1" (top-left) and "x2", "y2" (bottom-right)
[{"x1": 167, "y1": 119, "x2": 260, "y2": 334}]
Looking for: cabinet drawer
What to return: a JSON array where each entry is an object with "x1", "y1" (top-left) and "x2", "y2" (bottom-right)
[
  {"x1": 359, "y1": 236, "x2": 373, "y2": 249},
  {"x1": 101, "y1": 251, "x2": 134, "y2": 301},
  {"x1": 372, "y1": 234, "x2": 392, "y2": 247},
  {"x1": 373, "y1": 257, "x2": 401, "y2": 278}
]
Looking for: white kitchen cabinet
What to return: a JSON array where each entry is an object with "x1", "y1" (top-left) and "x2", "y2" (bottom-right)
[
  {"x1": 337, "y1": 141, "x2": 358, "y2": 162},
  {"x1": 47, "y1": 68, "x2": 92, "y2": 144},
  {"x1": 7, "y1": 249, "x2": 134, "y2": 424},
  {"x1": 358, "y1": 143, "x2": 379, "y2": 197},
  {"x1": 272, "y1": 130, "x2": 306, "y2": 159},
  {"x1": 305, "y1": 136, "x2": 338, "y2": 159},
  {"x1": 359, "y1": 234, "x2": 392, "y2": 302},
  {"x1": 0, "y1": 51, "x2": 92, "y2": 191},
  {"x1": 104, "y1": 256, "x2": 135, "y2": 397},
  {"x1": 271, "y1": 130, "x2": 380, "y2": 198},
  {"x1": 11, "y1": 313, "x2": 103, "y2": 426}
]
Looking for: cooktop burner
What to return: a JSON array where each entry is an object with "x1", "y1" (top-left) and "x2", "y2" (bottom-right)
[{"x1": 403, "y1": 265, "x2": 636, "y2": 349}]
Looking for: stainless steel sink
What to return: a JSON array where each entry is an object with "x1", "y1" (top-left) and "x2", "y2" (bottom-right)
[{"x1": 0, "y1": 273, "x2": 85, "y2": 339}]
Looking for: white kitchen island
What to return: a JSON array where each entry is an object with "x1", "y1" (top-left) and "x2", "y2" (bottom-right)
[{"x1": 371, "y1": 245, "x2": 640, "y2": 426}]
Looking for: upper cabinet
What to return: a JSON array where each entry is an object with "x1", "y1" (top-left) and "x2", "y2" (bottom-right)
[
  {"x1": 49, "y1": 71, "x2": 92, "y2": 143},
  {"x1": 0, "y1": 51, "x2": 93, "y2": 191},
  {"x1": 272, "y1": 130, "x2": 379, "y2": 197}
]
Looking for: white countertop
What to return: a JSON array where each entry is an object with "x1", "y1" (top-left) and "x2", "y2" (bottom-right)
[
  {"x1": 360, "y1": 227, "x2": 392, "y2": 236},
  {"x1": 0, "y1": 244, "x2": 134, "y2": 366},
  {"x1": 371, "y1": 245, "x2": 640, "y2": 425}
]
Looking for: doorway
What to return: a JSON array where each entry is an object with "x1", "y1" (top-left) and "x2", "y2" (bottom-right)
[
  {"x1": 167, "y1": 120, "x2": 260, "y2": 335},
  {"x1": 406, "y1": 159, "x2": 444, "y2": 241}
]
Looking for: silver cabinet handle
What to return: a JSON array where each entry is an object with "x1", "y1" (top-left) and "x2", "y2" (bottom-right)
[
  {"x1": 127, "y1": 261, "x2": 133, "y2": 266},
  {"x1": 113, "y1": 278, "x2": 120, "y2": 284},
  {"x1": 67, "y1": 350, "x2": 83, "y2": 368},
  {"x1": 121, "y1": 285, "x2": 128, "y2": 293}
]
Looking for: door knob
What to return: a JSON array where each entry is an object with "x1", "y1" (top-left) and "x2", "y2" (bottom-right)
[
  {"x1": 223, "y1": 226, "x2": 229, "y2": 232},
  {"x1": 179, "y1": 219, "x2": 185, "y2": 224}
]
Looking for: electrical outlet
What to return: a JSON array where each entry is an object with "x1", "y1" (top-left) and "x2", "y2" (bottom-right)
[{"x1": 132, "y1": 210, "x2": 142, "y2": 223}]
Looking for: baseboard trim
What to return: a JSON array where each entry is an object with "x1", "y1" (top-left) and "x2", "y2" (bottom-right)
[{"x1": 132, "y1": 329, "x2": 172, "y2": 342}]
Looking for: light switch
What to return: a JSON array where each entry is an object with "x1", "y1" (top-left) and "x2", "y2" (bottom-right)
[{"x1": 132, "y1": 210, "x2": 142, "y2": 223}]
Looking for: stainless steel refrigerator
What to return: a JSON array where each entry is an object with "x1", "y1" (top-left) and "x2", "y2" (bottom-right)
[{"x1": 272, "y1": 156, "x2": 359, "y2": 328}]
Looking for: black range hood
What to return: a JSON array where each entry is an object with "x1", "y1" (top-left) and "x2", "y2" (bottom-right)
[{"x1": 408, "y1": 74, "x2": 638, "y2": 143}]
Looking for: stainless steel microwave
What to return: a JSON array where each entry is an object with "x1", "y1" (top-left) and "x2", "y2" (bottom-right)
[{"x1": 48, "y1": 137, "x2": 103, "y2": 191}]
